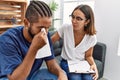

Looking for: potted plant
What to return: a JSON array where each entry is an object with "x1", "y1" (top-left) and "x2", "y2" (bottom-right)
[{"x1": 48, "y1": 0, "x2": 60, "y2": 31}]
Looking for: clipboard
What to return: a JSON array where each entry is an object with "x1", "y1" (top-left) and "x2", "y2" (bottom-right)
[{"x1": 67, "y1": 60, "x2": 95, "y2": 73}]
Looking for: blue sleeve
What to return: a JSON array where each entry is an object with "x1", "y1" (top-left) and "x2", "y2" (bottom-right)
[
  {"x1": 44, "y1": 32, "x2": 55, "y2": 61},
  {"x1": 0, "y1": 39, "x2": 22, "y2": 77}
]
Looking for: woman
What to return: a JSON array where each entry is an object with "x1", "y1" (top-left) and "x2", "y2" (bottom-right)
[{"x1": 51, "y1": 4, "x2": 98, "y2": 80}]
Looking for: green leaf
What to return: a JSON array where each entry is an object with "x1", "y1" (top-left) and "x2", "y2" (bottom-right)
[{"x1": 49, "y1": 0, "x2": 58, "y2": 12}]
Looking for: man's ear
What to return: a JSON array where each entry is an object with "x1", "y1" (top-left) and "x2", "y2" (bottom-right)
[{"x1": 24, "y1": 18, "x2": 30, "y2": 27}]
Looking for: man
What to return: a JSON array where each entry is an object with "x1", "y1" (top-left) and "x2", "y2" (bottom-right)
[{"x1": 0, "y1": 1, "x2": 67, "y2": 80}]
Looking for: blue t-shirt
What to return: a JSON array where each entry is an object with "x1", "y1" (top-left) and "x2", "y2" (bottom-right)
[{"x1": 0, "y1": 26, "x2": 55, "y2": 79}]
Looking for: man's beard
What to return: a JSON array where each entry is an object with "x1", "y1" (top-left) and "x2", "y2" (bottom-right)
[{"x1": 28, "y1": 26, "x2": 35, "y2": 38}]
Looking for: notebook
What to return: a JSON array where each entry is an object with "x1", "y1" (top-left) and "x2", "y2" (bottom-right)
[{"x1": 67, "y1": 60, "x2": 95, "y2": 73}]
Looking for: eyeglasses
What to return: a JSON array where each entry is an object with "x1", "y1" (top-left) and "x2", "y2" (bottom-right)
[{"x1": 69, "y1": 15, "x2": 86, "y2": 21}]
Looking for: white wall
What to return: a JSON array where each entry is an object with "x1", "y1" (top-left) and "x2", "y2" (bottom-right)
[{"x1": 94, "y1": 0, "x2": 120, "y2": 80}]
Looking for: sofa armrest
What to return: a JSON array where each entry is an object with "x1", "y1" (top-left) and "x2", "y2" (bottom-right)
[
  {"x1": 93, "y1": 42, "x2": 106, "y2": 64},
  {"x1": 93, "y1": 42, "x2": 106, "y2": 78}
]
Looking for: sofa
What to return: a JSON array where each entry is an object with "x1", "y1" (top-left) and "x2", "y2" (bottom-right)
[{"x1": 49, "y1": 31, "x2": 107, "y2": 79}]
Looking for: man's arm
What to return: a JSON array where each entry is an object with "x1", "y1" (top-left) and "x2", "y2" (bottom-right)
[
  {"x1": 7, "y1": 45, "x2": 38, "y2": 80},
  {"x1": 7, "y1": 31, "x2": 47, "y2": 80},
  {"x1": 46, "y1": 59, "x2": 68, "y2": 80}
]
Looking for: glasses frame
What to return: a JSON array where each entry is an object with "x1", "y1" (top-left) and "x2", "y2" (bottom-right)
[{"x1": 69, "y1": 15, "x2": 86, "y2": 21}]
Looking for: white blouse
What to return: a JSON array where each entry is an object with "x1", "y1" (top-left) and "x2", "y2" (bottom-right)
[{"x1": 58, "y1": 24, "x2": 97, "y2": 61}]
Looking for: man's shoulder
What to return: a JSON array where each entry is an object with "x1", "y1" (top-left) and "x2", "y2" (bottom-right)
[
  {"x1": 0, "y1": 26, "x2": 24, "y2": 41},
  {"x1": 2, "y1": 26, "x2": 23, "y2": 35},
  {"x1": 9, "y1": 26, "x2": 24, "y2": 32}
]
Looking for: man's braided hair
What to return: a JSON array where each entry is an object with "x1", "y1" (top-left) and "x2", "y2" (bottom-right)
[{"x1": 25, "y1": 1, "x2": 52, "y2": 23}]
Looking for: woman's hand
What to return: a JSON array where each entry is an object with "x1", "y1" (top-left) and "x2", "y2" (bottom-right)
[{"x1": 90, "y1": 64, "x2": 99, "y2": 80}]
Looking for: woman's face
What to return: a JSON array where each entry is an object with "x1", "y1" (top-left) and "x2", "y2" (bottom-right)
[{"x1": 71, "y1": 9, "x2": 87, "y2": 31}]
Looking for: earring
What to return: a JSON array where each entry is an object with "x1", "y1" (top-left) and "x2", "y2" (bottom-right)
[{"x1": 85, "y1": 24, "x2": 87, "y2": 28}]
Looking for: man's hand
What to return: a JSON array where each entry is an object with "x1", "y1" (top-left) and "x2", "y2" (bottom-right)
[
  {"x1": 58, "y1": 70, "x2": 68, "y2": 80},
  {"x1": 46, "y1": 59, "x2": 68, "y2": 80},
  {"x1": 31, "y1": 28, "x2": 47, "y2": 50}
]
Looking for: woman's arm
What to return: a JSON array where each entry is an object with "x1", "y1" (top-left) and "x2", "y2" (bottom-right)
[
  {"x1": 85, "y1": 47, "x2": 99, "y2": 80},
  {"x1": 85, "y1": 47, "x2": 95, "y2": 65},
  {"x1": 51, "y1": 32, "x2": 61, "y2": 44}
]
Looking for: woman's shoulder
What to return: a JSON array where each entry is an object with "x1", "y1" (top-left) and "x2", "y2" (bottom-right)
[
  {"x1": 85, "y1": 34, "x2": 97, "y2": 44},
  {"x1": 86, "y1": 34, "x2": 96, "y2": 38},
  {"x1": 61, "y1": 23, "x2": 72, "y2": 29},
  {"x1": 62, "y1": 23, "x2": 70, "y2": 26},
  {"x1": 85, "y1": 34, "x2": 97, "y2": 41}
]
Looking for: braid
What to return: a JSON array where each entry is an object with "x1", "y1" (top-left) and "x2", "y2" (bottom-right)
[
  {"x1": 34, "y1": 1, "x2": 52, "y2": 17},
  {"x1": 25, "y1": 1, "x2": 52, "y2": 23}
]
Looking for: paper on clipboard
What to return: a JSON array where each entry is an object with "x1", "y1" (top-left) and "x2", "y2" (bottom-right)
[
  {"x1": 68, "y1": 60, "x2": 95, "y2": 73},
  {"x1": 35, "y1": 28, "x2": 52, "y2": 58}
]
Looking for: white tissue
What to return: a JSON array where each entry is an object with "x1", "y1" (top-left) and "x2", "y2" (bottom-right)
[
  {"x1": 35, "y1": 28, "x2": 52, "y2": 58},
  {"x1": 41, "y1": 28, "x2": 46, "y2": 34}
]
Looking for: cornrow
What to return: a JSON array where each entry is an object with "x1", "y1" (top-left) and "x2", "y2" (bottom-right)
[
  {"x1": 34, "y1": 1, "x2": 51, "y2": 17},
  {"x1": 25, "y1": 1, "x2": 52, "y2": 23},
  {"x1": 31, "y1": 2, "x2": 44, "y2": 17}
]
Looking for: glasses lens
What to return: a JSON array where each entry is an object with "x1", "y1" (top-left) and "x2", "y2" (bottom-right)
[
  {"x1": 76, "y1": 16, "x2": 83, "y2": 21},
  {"x1": 69, "y1": 15, "x2": 85, "y2": 21}
]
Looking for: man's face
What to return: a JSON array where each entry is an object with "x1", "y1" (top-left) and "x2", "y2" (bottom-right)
[{"x1": 28, "y1": 17, "x2": 52, "y2": 38}]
